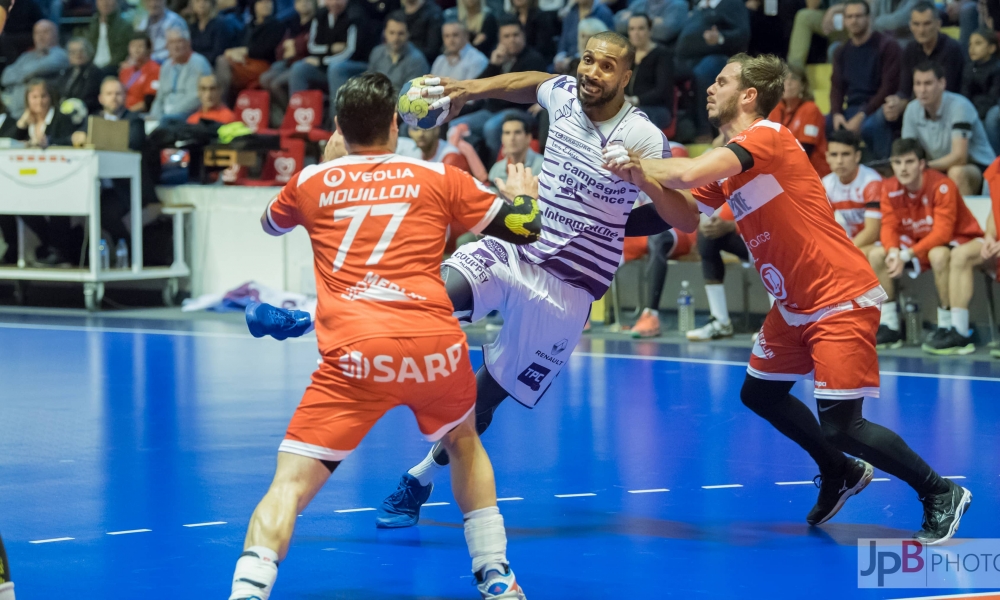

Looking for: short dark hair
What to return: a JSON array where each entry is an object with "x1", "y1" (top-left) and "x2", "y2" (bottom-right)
[
  {"x1": 910, "y1": 1, "x2": 937, "y2": 17},
  {"x1": 496, "y1": 14, "x2": 523, "y2": 32},
  {"x1": 589, "y1": 30, "x2": 635, "y2": 70},
  {"x1": 971, "y1": 26, "x2": 998, "y2": 48},
  {"x1": 130, "y1": 31, "x2": 152, "y2": 49},
  {"x1": 628, "y1": 12, "x2": 653, "y2": 28},
  {"x1": 843, "y1": 0, "x2": 869, "y2": 15},
  {"x1": 386, "y1": 10, "x2": 407, "y2": 28},
  {"x1": 727, "y1": 53, "x2": 786, "y2": 117},
  {"x1": 827, "y1": 128, "x2": 861, "y2": 150},
  {"x1": 913, "y1": 60, "x2": 945, "y2": 79},
  {"x1": 891, "y1": 137, "x2": 926, "y2": 160},
  {"x1": 501, "y1": 113, "x2": 530, "y2": 134},
  {"x1": 335, "y1": 72, "x2": 397, "y2": 146}
]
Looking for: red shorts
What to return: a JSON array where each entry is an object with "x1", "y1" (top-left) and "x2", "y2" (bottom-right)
[
  {"x1": 280, "y1": 333, "x2": 477, "y2": 462},
  {"x1": 748, "y1": 302, "x2": 881, "y2": 400}
]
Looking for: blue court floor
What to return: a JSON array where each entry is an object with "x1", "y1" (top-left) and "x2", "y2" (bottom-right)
[{"x1": 1, "y1": 312, "x2": 999, "y2": 599}]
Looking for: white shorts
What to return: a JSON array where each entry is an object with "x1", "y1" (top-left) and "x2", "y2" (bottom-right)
[{"x1": 444, "y1": 238, "x2": 594, "y2": 407}]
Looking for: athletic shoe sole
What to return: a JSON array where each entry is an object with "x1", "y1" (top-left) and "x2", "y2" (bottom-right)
[
  {"x1": 631, "y1": 330, "x2": 660, "y2": 338},
  {"x1": 686, "y1": 331, "x2": 734, "y2": 342},
  {"x1": 921, "y1": 343, "x2": 976, "y2": 356},
  {"x1": 876, "y1": 340, "x2": 903, "y2": 350},
  {"x1": 919, "y1": 487, "x2": 973, "y2": 546},
  {"x1": 811, "y1": 461, "x2": 874, "y2": 526}
]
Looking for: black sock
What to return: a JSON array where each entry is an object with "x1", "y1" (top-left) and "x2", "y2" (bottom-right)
[
  {"x1": 741, "y1": 376, "x2": 851, "y2": 476},
  {"x1": 434, "y1": 366, "x2": 509, "y2": 467},
  {"x1": 817, "y1": 399, "x2": 950, "y2": 497}
]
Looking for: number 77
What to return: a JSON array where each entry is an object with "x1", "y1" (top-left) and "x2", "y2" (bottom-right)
[{"x1": 331, "y1": 202, "x2": 411, "y2": 272}]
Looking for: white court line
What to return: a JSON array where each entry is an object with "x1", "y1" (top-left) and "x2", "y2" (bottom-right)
[
  {"x1": 334, "y1": 507, "x2": 376, "y2": 513},
  {"x1": 497, "y1": 497, "x2": 523, "y2": 502},
  {"x1": 872, "y1": 478, "x2": 891, "y2": 482},
  {"x1": 554, "y1": 493, "x2": 596, "y2": 498},
  {"x1": 29, "y1": 537, "x2": 73, "y2": 544},
  {"x1": 627, "y1": 488, "x2": 670, "y2": 494},
  {"x1": 944, "y1": 475, "x2": 967, "y2": 479},
  {"x1": 702, "y1": 484, "x2": 743, "y2": 489},
  {"x1": 423, "y1": 502, "x2": 450, "y2": 507},
  {"x1": 891, "y1": 593, "x2": 1000, "y2": 600},
  {"x1": 775, "y1": 481, "x2": 815, "y2": 486},
  {"x1": 107, "y1": 529, "x2": 151, "y2": 535},
  {"x1": 183, "y1": 521, "x2": 227, "y2": 528}
]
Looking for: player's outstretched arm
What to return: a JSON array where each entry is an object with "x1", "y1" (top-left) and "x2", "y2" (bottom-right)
[
  {"x1": 604, "y1": 146, "x2": 699, "y2": 232},
  {"x1": 423, "y1": 73, "x2": 556, "y2": 121},
  {"x1": 637, "y1": 147, "x2": 745, "y2": 191}
]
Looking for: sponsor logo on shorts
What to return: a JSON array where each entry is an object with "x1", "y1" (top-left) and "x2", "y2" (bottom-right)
[
  {"x1": 517, "y1": 362, "x2": 551, "y2": 392},
  {"x1": 759, "y1": 263, "x2": 787, "y2": 300},
  {"x1": 483, "y1": 239, "x2": 509, "y2": 265},
  {"x1": 534, "y1": 350, "x2": 565, "y2": 366},
  {"x1": 335, "y1": 344, "x2": 465, "y2": 383},
  {"x1": 552, "y1": 338, "x2": 568, "y2": 355},
  {"x1": 753, "y1": 330, "x2": 775, "y2": 360},
  {"x1": 450, "y1": 250, "x2": 492, "y2": 283}
]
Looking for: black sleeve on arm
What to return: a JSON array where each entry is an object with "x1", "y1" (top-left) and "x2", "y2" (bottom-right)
[
  {"x1": 726, "y1": 142, "x2": 754, "y2": 172},
  {"x1": 625, "y1": 203, "x2": 673, "y2": 236},
  {"x1": 480, "y1": 195, "x2": 541, "y2": 244},
  {"x1": 801, "y1": 142, "x2": 815, "y2": 157}
]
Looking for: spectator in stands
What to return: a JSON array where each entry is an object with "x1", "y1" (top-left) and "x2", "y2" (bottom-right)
[
  {"x1": 119, "y1": 33, "x2": 161, "y2": 112},
  {"x1": 963, "y1": 28, "x2": 1000, "y2": 152},
  {"x1": 445, "y1": 0, "x2": 498, "y2": 56},
  {"x1": 624, "y1": 13, "x2": 673, "y2": 129},
  {"x1": 553, "y1": 0, "x2": 613, "y2": 72},
  {"x1": 431, "y1": 21, "x2": 489, "y2": 80},
  {"x1": 0, "y1": 20, "x2": 68, "y2": 116},
  {"x1": 259, "y1": 0, "x2": 317, "y2": 121},
  {"x1": 401, "y1": 0, "x2": 443, "y2": 65},
  {"x1": 746, "y1": 0, "x2": 800, "y2": 58},
  {"x1": 139, "y1": 0, "x2": 189, "y2": 63},
  {"x1": 290, "y1": 0, "x2": 368, "y2": 98},
  {"x1": 189, "y1": 0, "x2": 241, "y2": 66},
  {"x1": 675, "y1": 0, "x2": 750, "y2": 143},
  {"x1": 396, "y1": 124, "x2": 473, "y2": 171},
  {"x1": 614, "y1": 0, "x2": 687, "y2": 49},
  {"x1": 216, "y1": 0, "x2": 286, "y2": 102},
  {"x1": 769, "y1": 66, "x2": 830, "y2": 176},
  {"x1": 564, "y1": 17, "x2": 610, "y2": 74},
  {"x1": 828, "y1": 0, "x2": 900, "y2": 138},
  {"x1": 630, "y1": 226, "x2": 696, "y2": 338},
  {"x1": 870, "y1": 0, "x2": 922, "y2": 38},
  {"x1": 357, "y1": 0, "x2": 400, "y2": 28},
  {"x1": 0, "y1": 0, "x2": 44, "y2": 73},
  {"x1": 688, "y1": 203, "x2": 747, "y2": 341},
  {"x1": 85, "y1": 0, "x2": 135, "y2": 72},
  {"x1": 902, "y1": 61, "x2": 994, "y2": 195},
  {"x1": 982, "y1": 161, "x2": 1000, "y2": 341},
  {"x1": 368, "y1": 11, "x2": 430, "y2": 93},
  {"x1": 864, "y1": 2, "x2": 965, "y2": 159},
  {"x1": 449, "y1": 16, "x2": 546, "y2": 161},
  {"x1": 187, "y1": 74, "x2": 239, "y2": 123},
  {"x1": 870, "y1": 138, "x2": 986, "y2": 354},
  {"x1": 509, "y1": 0, "x2": 558, "y2": 65},
  {"x1": 0, "y1": 80, "x2": 84, "y2": 266},
  {"x1": 487, "y1": 113, "x2": 542, "y2": 184},
  {"x1": 786, "y1": 0, "x2": 848, "y2": 70},
  {"x1": 0, "y1": 98, "x2": 17, "y2": 138},
  {"x1": 148, "y1": 27, "x2": 213, "y2": 121},
  {"x1": 57, "y1": 38, "x2": 103, "y2": 114},
  {"x1": 823, "y1": 129, "x2": 882, "y2": 253}
]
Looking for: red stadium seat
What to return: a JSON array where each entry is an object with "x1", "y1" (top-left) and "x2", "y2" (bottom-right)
[
  {"x1": 235, "y1": 90, "x2": 270, "y2": 133},
  {"x1": 222, "y1": 136, "x2": 306, "y2": 186},
  {"x1": 262, "y1": 90, "x2": 331, "y2": 143}
]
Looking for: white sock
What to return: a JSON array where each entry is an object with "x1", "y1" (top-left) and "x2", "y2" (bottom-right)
[
  {"x1": 937, "y1": 307, "x2": 952, "y2": 330},
  {"x1": 464, "y1": 506, "x2": 508, "y2": 576},
  {"x1": 0, "y1": 582, "x2": 15, "y2": 600},
  {"x1": 705, "y1": 284, "x2": 730, "y2": 325},
  {"x1": 230, "y1": 546, "x2": 278, "y2": 600},
  {"x1": 408, "y1": 442, "x2": 445, "y2": 487},
  {"x1": 880, "y1": 301, "x2": 900, "y2": 331},
  {"x1": 951, "y1": 307, "x2": 970, "y2": 337}
]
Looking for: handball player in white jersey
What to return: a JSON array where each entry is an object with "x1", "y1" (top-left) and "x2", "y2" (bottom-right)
[{"x1": 368, "y1": 31, "x2": 697, "y2": 527}]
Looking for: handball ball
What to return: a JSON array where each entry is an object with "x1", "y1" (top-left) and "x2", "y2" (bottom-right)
[{"x1": 397, "y1": 78, "x2": 448, "y2": 129}]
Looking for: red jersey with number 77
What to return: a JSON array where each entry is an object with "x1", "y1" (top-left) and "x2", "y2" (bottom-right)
[
  {"x1": 267, "y1": 153, "x2": 503, "y2": 353},
  {"x1": 691, "y1": 119, "x2": 880, "y2": 314}
]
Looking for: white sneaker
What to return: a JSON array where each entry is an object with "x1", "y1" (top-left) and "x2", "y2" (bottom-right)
[
  {"x1": 686, "y1": 318, "x2": 734, "y2": 341},
  {"x1": 476, "y1": 566, "x2": 527, "y2": 600}
]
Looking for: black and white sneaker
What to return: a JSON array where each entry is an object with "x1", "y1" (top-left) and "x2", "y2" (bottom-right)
[
  {"x1": 875, "y1": 325, "x2": 903, "y2": 349},
  {"x1": 914, "y1": 482, "x2": 972, "y2": 545},
  {"x1": 806, "y1": 458, "x2": 874, "y2": 525},
  {"x1": 922, "y1": 328, "x2": 975, "y2": 356}
]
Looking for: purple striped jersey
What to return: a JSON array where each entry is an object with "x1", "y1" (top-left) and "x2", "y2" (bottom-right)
[{"x1": 522, "y1": 75, "x2": 670, "y2": 298}]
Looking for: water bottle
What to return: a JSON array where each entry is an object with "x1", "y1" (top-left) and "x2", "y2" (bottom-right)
[
  {"x1": 905, "y1": 299, "x2": 921, "y2": 346},
  {"x1": 678, "y1": 280, "x2": 695, "y2": 333},
  {"x1": 115, "y1": 239, "x2": 129, "y2": 269},
  {"x1": 98, "y1": 238, "x2": 110, "y2": 270}
]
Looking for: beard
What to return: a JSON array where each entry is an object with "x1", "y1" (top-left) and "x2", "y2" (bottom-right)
[
  {"x1": 576, "y1": 76, "x2": 618, "y2": 109},
  {"x1": 708, "y1": 93, "x2": 739, "y2": 129}
]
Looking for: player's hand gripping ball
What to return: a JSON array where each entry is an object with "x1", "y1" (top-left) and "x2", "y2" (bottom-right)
[{"x1": 397, "y1": 77, "x2": 450, "y2": 129}]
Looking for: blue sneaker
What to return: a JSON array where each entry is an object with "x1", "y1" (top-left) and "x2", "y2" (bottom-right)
[
  {"x1": 245, "y1": 302, "x2": 313, "y2": 340},
  {"x1": 476, "y1": 566, "x2": 527, "y2": 600},
  {"x1": 375, "y1": 474, "x2": 432, "y2": 529}
]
